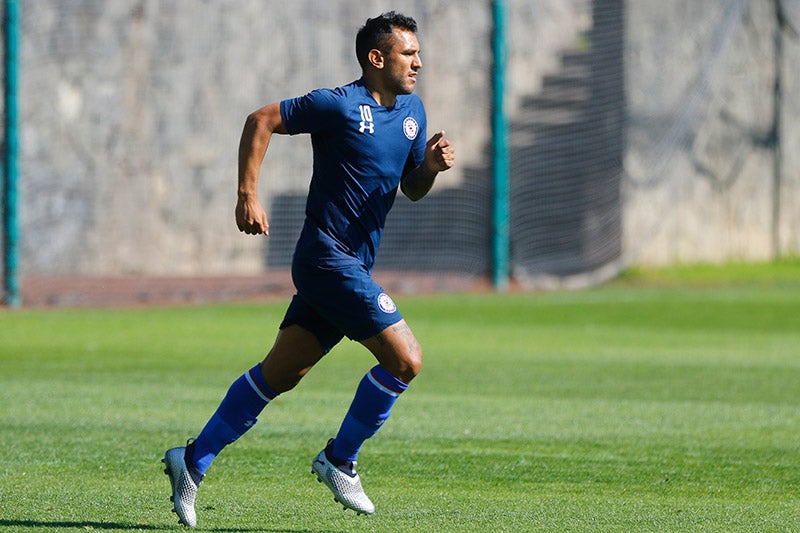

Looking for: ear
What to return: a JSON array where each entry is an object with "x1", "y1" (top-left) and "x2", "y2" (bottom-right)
[{"x1": 368, "y1": 48, "x2": 385, "y2": 69}]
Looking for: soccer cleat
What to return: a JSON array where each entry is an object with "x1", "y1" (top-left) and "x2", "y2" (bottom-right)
[
  {"x1": 311, "y1": 440, "x2": 375, "y2": 515},
  {"x1": 162, "y1": 445, "x2": 200, "y2": 527}
]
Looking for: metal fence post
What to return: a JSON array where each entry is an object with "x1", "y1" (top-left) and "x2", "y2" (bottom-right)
[
  {"x1": 492, "y1": 0, "x2": 510, "y2": 290},
  {"x1": 3, "y1": 0, "x2": 21, "y2": 306}
]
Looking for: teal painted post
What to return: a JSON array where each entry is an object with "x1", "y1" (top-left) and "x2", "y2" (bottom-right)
[
  {"x1": 492, "y1": 0, "x2": 510, "y2": 290},
  {"x1": 3, "y1": 0, "x2": 20, "y2": 306}
]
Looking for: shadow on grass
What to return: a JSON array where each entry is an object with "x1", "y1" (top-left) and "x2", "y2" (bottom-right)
[
  {"x1": 0, "y1": 520, "x2": 342, "y2": 533},
  {"x1": 0, "y1": 521, "x2": 170, "y2": 531}
]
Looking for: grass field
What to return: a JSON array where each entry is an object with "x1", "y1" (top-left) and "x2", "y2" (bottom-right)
[{"x1": 2, "y1": 262, "x2": 799, "y2": 532}]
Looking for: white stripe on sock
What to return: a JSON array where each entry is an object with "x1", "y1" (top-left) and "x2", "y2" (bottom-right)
[
  {"x1": 245, "y1": 371, "x2": 272, "y2": 403},
  {"x1": 367, "y1": 370, "x2": 401, "y2": 397}
]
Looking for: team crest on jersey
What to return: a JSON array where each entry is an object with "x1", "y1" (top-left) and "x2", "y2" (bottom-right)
[
  {"x1": 403, "y1": 117, "x2": 418, "y2": 140},
  {"x1": 377, "y1": 292, "x2": 397, "y2": 314}
]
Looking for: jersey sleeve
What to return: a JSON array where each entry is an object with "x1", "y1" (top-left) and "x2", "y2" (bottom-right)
[
  {"x1": 403, "y1": 99, "x2": 427, "y2": 175},
  {"x1": 280, "y1": 88, "x2": 343, "y2": 135}
]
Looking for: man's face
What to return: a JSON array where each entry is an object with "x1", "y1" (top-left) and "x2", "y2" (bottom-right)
[{"x1": 380, "y1": 29, "x2": 422, "y2": 95}]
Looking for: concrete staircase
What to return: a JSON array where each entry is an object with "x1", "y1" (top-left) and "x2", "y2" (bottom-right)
[{"x1": 509, "y1": 20, "x2": 624, "y2": 279}]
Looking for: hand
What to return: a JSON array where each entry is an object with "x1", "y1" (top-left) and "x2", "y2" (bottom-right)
[
  {"x1": 235, "y1": 194, "x2": 270, "y2": 235},
  {"x1": 424, "y1": 130, "x2": 455, "y2": 173}
]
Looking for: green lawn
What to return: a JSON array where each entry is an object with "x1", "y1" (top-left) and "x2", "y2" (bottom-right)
[{"x1": 1, "y1": 264, "x2": 799, "y2": 531}]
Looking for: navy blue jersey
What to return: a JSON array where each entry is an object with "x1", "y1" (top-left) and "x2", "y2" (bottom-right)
[{"x1": 280, "y1": 78, "x2": 427, "y2": 272}]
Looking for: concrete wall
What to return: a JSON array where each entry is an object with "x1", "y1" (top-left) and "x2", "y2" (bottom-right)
[
  {"x1": 8, "y1": 0, "x2": 800, "y2": 278},
  {"x1": 624, "y1": 0, "x2": 800, "y2": 264},
  {"x1": 16, "y1": 0, "x2": 586, "y2": 276}
]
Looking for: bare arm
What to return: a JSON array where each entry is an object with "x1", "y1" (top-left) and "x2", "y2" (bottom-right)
[
  {"x1": 235, "y1": 102, "x2": 288, "y2": 235},
  {"x1": 400, "y1": 130, "x2": 455, "y2": 201}
]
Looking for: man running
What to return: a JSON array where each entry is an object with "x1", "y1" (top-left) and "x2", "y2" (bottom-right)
[{"x1": 163, "y1": 11, "x2": 454, "y2": 527}]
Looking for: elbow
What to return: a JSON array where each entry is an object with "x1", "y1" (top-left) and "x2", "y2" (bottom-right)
[
  {"x1": 243, "y1": 111, "x2": 266, "y2": 139},
  {"x1": 400, "y1": 182, "x2": 424, "y2": 202},
  {"x1": 245, "y1": 103, "x2": 285, "y2": 135},
  {"x1": 245, "y1": 109, "x2": 271, "y2": 132},
  {"x1": 244, "y1": 111, "x2": 260, "y2": 127}
]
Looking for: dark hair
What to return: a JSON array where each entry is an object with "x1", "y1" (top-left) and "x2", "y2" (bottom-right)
[{"x1": 355, "y1": 11, "x2": 418, "y2": 69}]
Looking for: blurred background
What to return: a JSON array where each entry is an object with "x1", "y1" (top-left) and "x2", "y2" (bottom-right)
[{"x1": 2, "y1": 0, "x2": 799, "y2": 305}]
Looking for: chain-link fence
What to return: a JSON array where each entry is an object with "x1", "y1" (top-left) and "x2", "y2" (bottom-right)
[{"x1": 3, "y1": 0, "x2": 799, "y2": 302}]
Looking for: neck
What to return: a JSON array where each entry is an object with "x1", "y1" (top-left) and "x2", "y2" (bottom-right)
[{"x1": 363, "y1": 76, "x2": 396, "y2": 108}]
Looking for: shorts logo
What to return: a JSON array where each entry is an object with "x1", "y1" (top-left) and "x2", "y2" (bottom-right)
[
  {"x1": 377, "y1": 292, "x2": 397, "y2": 314},
  {"x1": 403, "y1": 117, "x2": 418, "y2": 140}
]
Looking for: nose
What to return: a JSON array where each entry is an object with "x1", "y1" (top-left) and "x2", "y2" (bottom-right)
[{"x1": 413, "y1": 53, "x2": 422, "y2": 69}]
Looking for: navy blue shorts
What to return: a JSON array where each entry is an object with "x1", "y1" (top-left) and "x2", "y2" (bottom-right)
[{"x1": 280, "y1": 262, "x2": 404, "y2": 353}]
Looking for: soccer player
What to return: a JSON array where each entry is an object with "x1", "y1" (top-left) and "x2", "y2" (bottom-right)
[{"x1": 162, "y1": 11, "x2": 454, "y2": 527}]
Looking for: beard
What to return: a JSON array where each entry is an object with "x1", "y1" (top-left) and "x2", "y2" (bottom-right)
[{"x1": 390, "y1": 74, "x2": 416, "y2": 95}]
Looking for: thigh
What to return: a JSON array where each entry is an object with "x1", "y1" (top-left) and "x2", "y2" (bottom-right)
[{"x1": 280, "y1": 294, "x2": 346, "y2": 354}]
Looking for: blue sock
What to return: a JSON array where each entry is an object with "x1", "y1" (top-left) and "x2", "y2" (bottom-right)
[
  {"x1": 190, "y1": 364, "x2": 278, "y2": 475},
  {"x1": 331, "y1": 365, "x2": 409, "y2": 462}
]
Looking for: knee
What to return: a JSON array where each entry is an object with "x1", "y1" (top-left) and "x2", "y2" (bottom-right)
[
  {"x1": 260, "y1": 329, "x2": 326, "y2": 394},
  {"x1": 364, "y1": 321, "x2": 423, "y2": 384},
  {"x1": 266, "y1": 371, "x2": 303, "y2": 395},
  {"x1": 261, "y1": 354, "x2": 323, "y2": 394},
  {"x1": 395, "y1": 346, "x2": 423, "y2": 384}
]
